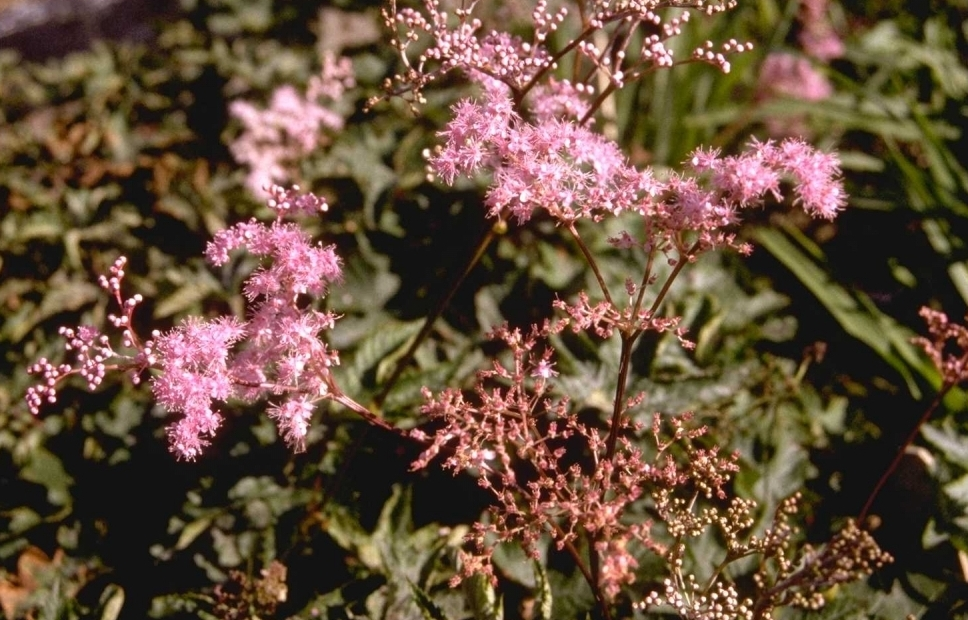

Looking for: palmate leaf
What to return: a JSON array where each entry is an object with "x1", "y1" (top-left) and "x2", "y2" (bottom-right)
[
  {"x1": 336, "y1": 318, "x2": 424, "y2": 399},
  {"x1": 921, "y1": 422, "x2": 968, "y2": 469},
  {"x1": 323, "y1": 485, "x2": 465, "y2": 619}
]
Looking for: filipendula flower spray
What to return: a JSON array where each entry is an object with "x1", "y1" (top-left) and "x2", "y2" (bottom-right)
[
  {"x1": 27, "y1": 1, "x2": 893, "y2": 618},
  {"x1": 373, "y1": 0, "x2": 885, "y2": 617}
]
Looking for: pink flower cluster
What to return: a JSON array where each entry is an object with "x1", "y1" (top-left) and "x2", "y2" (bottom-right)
[
  {"x1": 397, "y1": 2, "x2": 852, "y2": 606},
  {"x1": 758, "y1": 53, "x2": 834, "y2": 104},
  {"x1": 430, "y1": 86, "x2": 845, "y2": 255},
  {"x1": 798, "y1": 0, "x2": 845, "y2": 61},
  {"x1": 25, "y1": 0, "x2": 874, "y2": 612},
  {"x1": 413, "y1": 322, "x2": 741, "y2": 599},
  {"x1": 28, "y1": 186, "x2": 344, "y2": 460},
  {"x1": 383, "y1": 0, "x2": 747, "y2": 112},
  {"x1": 757, "y1": 0, "x2": 844, "y2": 136},
  {"x1": 165, "y1": 186, "x2": 343, "y2": 458},
  {"x1": 229, "y1": 53, "x2": 355, "y2": 197}
]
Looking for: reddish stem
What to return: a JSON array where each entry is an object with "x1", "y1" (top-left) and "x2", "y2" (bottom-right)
[{"x1": 857, "y1": 382, "x2": 953, "y2": 523}]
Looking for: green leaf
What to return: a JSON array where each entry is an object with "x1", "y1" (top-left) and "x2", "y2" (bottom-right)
[
  {"x1": 98, "y1": 584, "x2": 125, "y2": 620},
  {"x1": 380, "y1": 359, "x2": 476, "y2": 415},
  {"x1": 808, "y1": 572, "x2": 945, "y2": 619},
  {"x1": 324, "y1": 486, "x2": 465, "y2": 619},
  {"x1": 323, "y1": 504, "x2": 383, "y2": 572},
  {"x1": 9, "y1": 277, "x2": 101, "y2": 342},
  {"x1": 327, "y1": 126, "x2": 397, "y2": 216},
  {"x1": 20, "y1": 448, "x2": 74, "y2": 507},
  {"x1": 922, "y1": 422, "x2": 968, "y2": 469},
  {"x1": 533, "y1": 242, "x2": 582, "y2": 289},
  {"x1": 533, "y1": 560, "x2": 553, "y2": 620},
  {"x1": 5, "y1": 507, "x2": 42, "y2": 536},
  {"x1": 943, "y1": 474, "x2": 968, "y2": 506},
  {"x1": 493, "y1": 542, "x2": 539, "y2": 588},
  {"x1": 411, "y1": 582, "x2": 453, "y2": 620},
  {"x1": 336, "y1": 247, "x2": 401, "y2": 317},
  {"x1": 547, "y1": 563, "x2": 596, "y2": 620},
  {"x1": 153, "y1": 268, "x2": 221, "y2": 319},
  {"x1": 342, "y1": 318, "x2": 424, "y2": 389},
  {"x1": 463, "y1": 573, "x2": 502, "y2": 620},
  {"x1": 175, "y1": 515, "x2": 214, "y2": 551},
  {"x1": 754, "y1": 226, "x2": 934, "y2": 398}
]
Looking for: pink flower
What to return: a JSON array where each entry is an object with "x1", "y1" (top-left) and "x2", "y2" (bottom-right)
[
  {"x1": 758, "y1": 52, "x2": 833, "y2": 102},
  {"x1": 798, "y1": 0, "x2": 845, "y2": 61},
  {"x1": 766, "y1": 138, "x2": 846, "y2": 219},
  {"x1": 526, "y1": 78, "x2": 593, "y2": 123},
  {"x1": 431, "y1": 87, "x2": 516, "y2": 185},
  {"x1": 152, "y1": 317, "x2": 247, "y2": 460},
  {"x1": 160, "y1": 195, "x2": 345, "y2": 458},
  {"x1": 229, "y1": 53, "x2": 354, "y2": 197},
  {"x1": 268, "y1": 396, "x2": 316, "y2": 452},
  {"x1": 28, "y1": 188, "x2": 346, "y2": 460}
]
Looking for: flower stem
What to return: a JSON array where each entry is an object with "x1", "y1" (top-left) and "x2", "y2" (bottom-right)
[
  {"x1": 857, "y1": 382, "x2": 953, "y2": 523},
  {"x1": 552, "y1": 523, "x2": 613, "y2": 620},
  {"x1": 567, "y1": 223, "x2": 613, "y2": 305},
  {"x1": 373, "y1": 220, "x2": 502, "y2": 408},
  {"x1": 604, "y1": 335, "x2": 635, "y2": 460}
]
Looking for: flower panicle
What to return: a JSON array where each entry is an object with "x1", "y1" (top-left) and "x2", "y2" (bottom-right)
[
  {"x1": 430, "y1": 87, "x2": 845, "y2": 240},
  {"x1": 913, "y1": 306, "x2": 968, "y2": 387},
  {"x1": 27, "y1": 188, "x2": 344, "y2": 460},
  {"x1": 414, "y1": 321, "x2": 750, "y2": 600},
  {"x1": 25, "y1": 256, "x2": 155, "y2": 416},
  {"x1": 375, "y1": 0, "x2": 749, "y2": 112},
  {"x1": 229, "y1": 53, "x2": 354, "y2": 198}
]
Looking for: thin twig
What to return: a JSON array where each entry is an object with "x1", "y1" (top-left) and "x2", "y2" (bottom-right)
[
  {"x1": 373, "y1": 221, "x2": 502, "y2": 408},
  {"x1": 857, "y1": 382, "x2": 953, "y2": 523}
]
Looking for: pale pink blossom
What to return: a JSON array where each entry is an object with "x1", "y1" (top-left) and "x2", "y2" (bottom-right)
[
  {"x1": 28, "y1": 188, "x2": 345, "y2": 460},
  {"x1": 432, "y1": 84, "x2": 845, "y2": 253},
  {"x1": 758, "y1": 52, "x2": 833, "y2": 102},
  {"x1": 153, "y1": 317, "x2": 246, "y2": 459},
  {"x1": 798, "y1": 0, "x2": 845, "y2": 61},
  {"x1": 229, "y1": 53, "x2": 354, "y2": 197},
  {"x1": 526, "y1": 78, "x2": 593, "y2": 123}
]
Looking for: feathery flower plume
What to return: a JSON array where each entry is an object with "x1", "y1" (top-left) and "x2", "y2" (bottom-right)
[{"x1": 28, "y1": 186, "x2": 343, "y2": 459}]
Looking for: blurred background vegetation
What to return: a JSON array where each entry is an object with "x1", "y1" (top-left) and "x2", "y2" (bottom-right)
[{"x1": 1, "y1": 0, "x2": 967, "y2": 618}]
